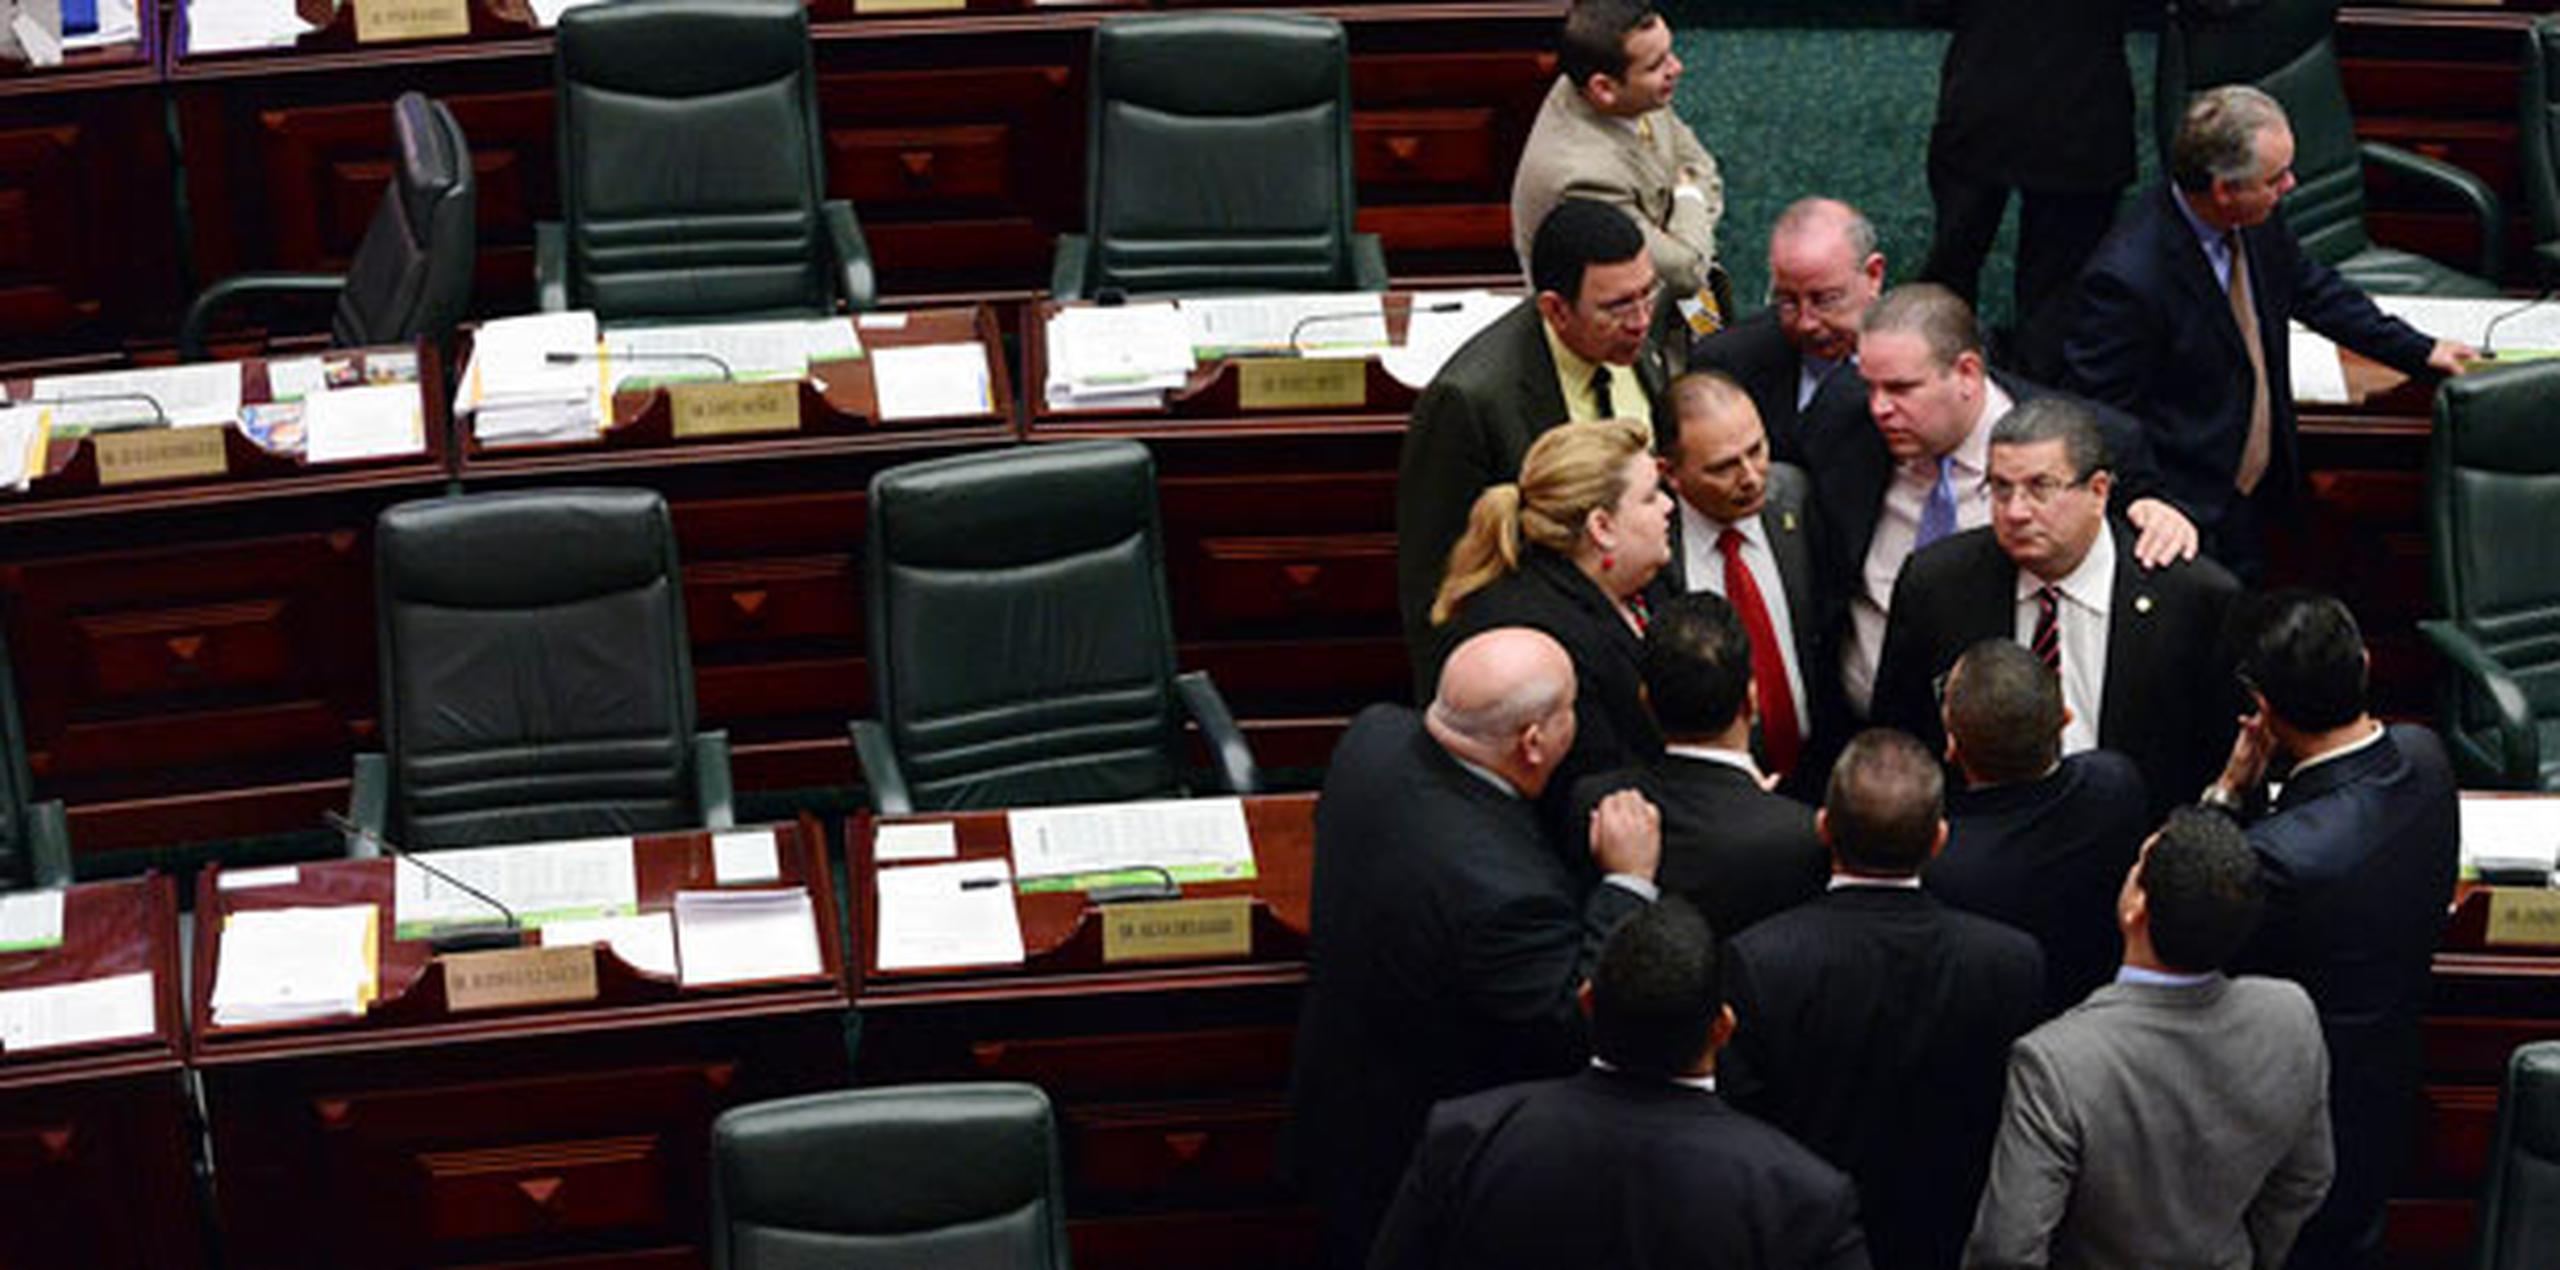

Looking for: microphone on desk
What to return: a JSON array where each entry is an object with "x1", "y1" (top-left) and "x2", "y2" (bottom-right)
[
  {"x1": 1286, "y1": 302, "x2": 1462, "y2": 357},
  {"x1": 2478, "y1": 289, "x2": 2555, "y2": 360},
  {"x1": 1087, "y1": 863, "x2": 1182, "y2": 904},
  {"x1": 323, "y1": 809, "x2": 525, "y2": 953},
  {"x1": 544, "y1": 350, "x2": 738, "y2": 390},
  {"x1": 18, "y1": 392, "x2": 172, "y2": 431}
]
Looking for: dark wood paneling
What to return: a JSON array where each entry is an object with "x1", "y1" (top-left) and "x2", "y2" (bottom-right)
[{"x1": 0, "y1": 63, "x2": 176, "y2": 362}]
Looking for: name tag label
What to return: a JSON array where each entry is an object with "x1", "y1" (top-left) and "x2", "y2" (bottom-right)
[
  {"x1": 2485, "y1": 887, "x2": 2560, "y2": 948},
  {"x1": 670, "y1": 380, "x2": 800, "y2": 438},
  {"x1": 1237, "y1": 359, "x2": 1367, "y2": 411},
  {"x1": 1100, "y1": 897, "x2": 1253, "y2": 964},
  {"x1": 854, "y1": 0, "x2": 966, "y2": 12},
  {"x1": 442, "y1": 943, "x2": 599, "y2": 1011},
  {"x1": 95, "y1": 428, "x2": 227, "y2": 486},
  {"x1": 354, "y1": 0, "x2": 470, "y2": 42}
]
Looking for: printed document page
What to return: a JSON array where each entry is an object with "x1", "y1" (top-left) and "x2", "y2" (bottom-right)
[{"x1": 875, "y1": 858, "x2": 1026, "y2": 972}]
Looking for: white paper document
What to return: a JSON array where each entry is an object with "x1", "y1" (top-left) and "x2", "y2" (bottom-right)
[
  {"x1": 185, "y1": 0, "x2": 313, "y2": 53},
  {"x1": 31, "y1": 362, "x2": 242, "y2": 430},
  {"x1": 2286, "y1": 323, "x2": 2352, "y2": 405},
  {"x1": 392, "y1": 837, "x2": 638, "y2": 935},
  {"x1": 0, "y1": 971, "x2": 155, "y2": 1053},
  {"x1": 711, "y1": 829, "x2": 781, "y2": 884},
  {"x1": 875, "y1": 858, "x2": 1026, "y2": 971},
  {"x1": 1007, "y1": 796, "x2": 1256, "y2": 885},
  {"x1": 1179, "y1": 294, "x2": 1389, "y2": 357},
  {"x1": 874, "y1": 820, "x2": 960, "y2": 863},
  {"x1": 304, "y1": 383, "x2": 425, "y2": 463},
  {"x1": 871, "y1": 342, "x2": 995, "y2": 421},
  {"x1": 457, "y1": 309, "x2": 607, "y2": 444},
  {"x1": 0, "y1": 889, "x2": 63, "y2": 951},
  {"x1": 541, "y1": 911, "x2": 678, "y2": 978},
  {"x1": 2373, "y1": 295, "x2": 2560, "y2": 353},
  {"x1": 1382, "y1": 291, "x2": 1524, "y2": 388},
  {"x1": 1045, "y1": 303, "x2": 1196, "y2": 407},
  {"x1": 211, "y1": 905, "x2": 378, "y2": 1026},
  {"x1": 2460, "y1": 798, "x2": 2560, "y2": 873},
  {"x1": 219, "y1": 865, "x2": 301, "y2": 891},
  {"x1": 266, "y1": 358, "x2": 329, "y2": 402},
  {"x1": 673, "y1": 888, "x2": 825, "y2": 987},
  {"x1": 604, "y1": 319, "x2": 819, "y2": 384},
  {"x1": 0, "y1": 404, "x2": 45, "y2": 491}
]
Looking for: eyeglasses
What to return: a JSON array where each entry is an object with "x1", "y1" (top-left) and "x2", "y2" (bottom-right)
[
  {"x1": 1986, "y1": 474, "x2": 2093, "y2": 508},
  {"x1": 1769, "y1": 286, "x2": 1857, "y2": 319},
  {"x1": 1593, "y1": 280, "x2": 1663, "y2": 324}
]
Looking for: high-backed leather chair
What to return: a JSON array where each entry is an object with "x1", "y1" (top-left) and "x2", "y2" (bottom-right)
[
  {"x1": 851, "y1": 441, "x2": 1258, "y2": 814},
  {"x1": 2474, "y1": 1042, "x2": 2560, "y2": 1270},
  {"x1": 711, "y1": 1084, "x2": 1071, "y2": 1270},
  {"x1": 348, "y1": 488, "x2": 734, "y2": 852},
  {"x1": 179, "y1": 92, "x2": 476, "y2": 361},
  {"x1": 2161, "y1": 0, "x2": 2502, "y2": 295},
  {"x1": 2420, "y1": 359, "x2": 2560, "y2": 789},
  {"x1": 540, "y1": 0, "x2": 874, "y2": 325},
  {"x1": 2521, "y1": 18, "x2": 2560, "y2": 282},
  {"x1": 0, "y1": 621, "x2": 69, "y2": 889},
  {"x1": 1051, "y1": 12, "x2": 1387, "y2": 300}
]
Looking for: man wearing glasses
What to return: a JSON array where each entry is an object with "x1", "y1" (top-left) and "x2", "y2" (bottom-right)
[
  {"x1": 1692, "y1": 196, "x2": 1883, "y2": 465},
  {"x1": 1868, "y1": 396, "x2": 2239, "y2": 818}
]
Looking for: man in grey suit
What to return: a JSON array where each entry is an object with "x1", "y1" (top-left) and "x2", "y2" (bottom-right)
[{"x1": 1965, "y1": 807, "x2": 2333, "y2": 1269}]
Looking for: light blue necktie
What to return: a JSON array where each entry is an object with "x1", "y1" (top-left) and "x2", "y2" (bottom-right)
[{"x1": 1915, "y1": 456, "x2": 1958, "y2": 551}]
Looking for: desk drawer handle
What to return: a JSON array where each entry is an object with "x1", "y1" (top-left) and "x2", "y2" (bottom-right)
[
  {"x1": 728, "y1": 589, "x2": 770, "y2": 625},
  {"x1": 1384, "y1": 135, "x2": 1422, "y2": 167},
  {"x1": 969, "y1": 1041, "x2": 1009, "y2": 1070},
  {"x1": 165, "y1": 634, "x2": 207, "y2": 676},
  {"x1": 899, "y1": 150, "x2": 937, "y2": 189},
  {"x1": 518, "y1": 1175, "x2": 567, "y2": 1215},
  {"x1": 1162, "y1": 1131, "x2": 1210, "y2": 1166},
  {"x1": 40, "y1": 1127, "x2": 74, "y2": 1162}
]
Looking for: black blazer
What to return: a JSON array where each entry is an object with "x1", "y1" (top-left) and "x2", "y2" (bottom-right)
[
  {"x1": 2064, "y1": 184, "x2": 2436, "y2": 554},
  {"x1": 1579, "y1": 753, "x2": 1826, "y2": 940},
  {"x1": 2232, "y1": 723, "x2": 2459, "y2": 1266},
  {"x1": 1687, "y1": 308, "x2": 1843, "y2": 467},
  {"x1": 1397, "y1": 301, "x2": 1673, "y2": 692},
  {"x1": 1288, "y1": 704, "x2": 1647, "y2": 1270},
  {"x1": 1724, "y1": 886, "x2": 2043, "y2": 1270},
  {"x1": 1867, "y1": 520, "x2": 2241, "y2": 815},
  {"x1": 1919, "y1": 0, "x2": 2136, "y2": 192},
  {"x1": 1930, "y1": 750, "x2": 2149, "y2": 1019},
  {"x1": 1368, "y1": 1068, "x2": 1871, "y2": 1270}
]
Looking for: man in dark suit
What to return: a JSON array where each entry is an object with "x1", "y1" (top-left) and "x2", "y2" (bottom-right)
[
  {"x1": 1289, "y1": 626, "x2": 1662, "y2": 1270},
  {"x1": 1691, "y1": 196, "x2": 1881, "y2": 465},
  {"x1": 1398, "y1": 199, "x2": 1677, "y2": 696},
  {"x1": 2065, "y1": 85, "x2": 2477, "y2": 580},
  {"x1": 1723, "y1": 729, "x2": 2043, "y2": 1270},
  {"x1": 1579, "y1": 592, "x2": 1827, "y2": 940},
  {"x1": 1928, "y1": 638, "x2": 2148, "y2": 1019},
  {"x1": 1656, "y1": 369, "x2": 1835, "y2": 787},
  {"x1": 1369, "y1": 897, "x2": 1870, "y2": 1270},
  {"x1": 1869, "y1": 396, "x2": 2240, "y2": 816},
  {"x1": 2204, "y1": 590, "x2": 2460, "y2": 1270}
]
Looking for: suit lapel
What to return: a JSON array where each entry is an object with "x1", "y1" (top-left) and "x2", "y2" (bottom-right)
[
  {"x1": 2100, "y1": 520, "x2": 2155, "y2": 754},
  {"x1": 1760, "y1": 470, "x2": 1820, "y2": 665},
  {"x1": 2158, "y1": 187, "x2": 2249, "y2": 362}
]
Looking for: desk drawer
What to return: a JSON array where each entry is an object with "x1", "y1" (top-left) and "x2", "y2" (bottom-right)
[
  {"x1": 965, "y1": 1025, "x2": 1294, "y2": 1102},
  {"x1": 684, "y1": 557, "x2": 861, "y2": 648},
  {"x1": 1355, "y1": 108, "x2": 1498, "y2": 191},
  {"x1": 1192, "y1": 533, "x2": 1395, "y2": 629},
  {"x1": 1064, "y1": 1100, "x2": 1290, "y2": 1205}
]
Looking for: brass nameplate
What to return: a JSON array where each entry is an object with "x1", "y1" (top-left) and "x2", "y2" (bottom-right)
[
  {"x1": 1237, "y1": 359, "x2": 1367, "y2": 411},
  {"x1": 354, "y1": 0, "x2": 468, "y2": 42},
  {"x1": 670, "y1": 380, "x2": 801, "y2": 438},
  {"x1": 95, "y1": 428, "x2": 227, "y2": 486},
  {"x1": 854, "y1": 0, "x2": 966, "y2": 14},
  {"x1": 2485, "y1": 887, "x2": 2560, "y2": 947},
  {"x1": 1100, "y1": 897, "x2": 1253, "y2": 964},
  {"x1": 443, "y1": 943, "x2": 598, "y2": 1012}
]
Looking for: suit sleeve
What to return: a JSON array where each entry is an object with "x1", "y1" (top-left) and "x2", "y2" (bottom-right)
[
  {"x1": 1364, "y1": 1106, "x2": 1468, "y2": 1270},
  {"x1": 1662, "y1": 122, "x2": 1724, "y2": 292},
  {"x1": 2061, "y1": 261, "x2": 2163, "y2": 419},
  {"x1": 2287, "y1": 251, "x2": 2435, "y2": 374},
  {"x1": 1868, "y1": 562, "x2": 1943, "y2": 745},
  {"x1": 1399, "y1": 381, "x2": 1499, "y2": 647},
  {"x1": 1718, "y1": 948, "x2": 1772, "y2": 1110},
  {"x1": 2246, "y1": 1035, "x2": 2335, "y2": 1268},
  {"x1": 1451, "y1": 881, "x2": 1645, "y2": 1079},
  {"x1": 1801, "y1": 1171, "x2": 1877, "y2": 1270},
  {"x1": 1961, "y1": 1042, "x2": 2079, "y2": 1269},
  {"x1": 1560, "y1": 161, "x2": 1711, "y2": 300}
]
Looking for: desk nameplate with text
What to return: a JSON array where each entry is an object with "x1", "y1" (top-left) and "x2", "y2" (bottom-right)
[
  {"x1": 353, "y1": 0, "x2": 470, "y2": 41},
  {"x1": 1100, "y1": 897, "x2": 1253, "y2": 964},
  {"x1": 95, "y1": 428, "x2": 228, "y2": 486},
  {"x1": 2485, "y1": 887, "x2": 2560, "y2": 948},
  {"x1": 1237, "y1": 359, "x2": 1366, "y2": 411},
  {"x1": 442, "y1": 943, "x2": 599, "y2": 1012},
  {"x1": 670, "y1": 380, "x2": 801, "y2": 438}
]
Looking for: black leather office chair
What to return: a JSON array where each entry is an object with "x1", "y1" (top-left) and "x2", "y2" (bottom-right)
[
  {"x1": 2521, "y1": 18, "x2": 2560, "y2": 283},
  {"x1": 710, "y1": 1083, "x2": 1072, "y2": 1270},
  {"x1": 0, "y1": 620, "x2": 69, "y2": 890},
  {"x1": 347, "y1": 488, "x2": 734, "y2": 853},
  {"x1": 2161, "y1": 0, "x2": 2503, "y2": 295},
  {"x1": 1051, "y1": 12, "x2": 1387, "y2": 301},
  {"x1": 2420, "y1": 359, "x2": 2560, "y2": 789},
  {"x1": 539, "y1": 0, "x2": 874, "y2": 325},
  {"x1": 2474, "y1": 1042, "x2": 2560, "y2": 1270},
  {"x1": 179, "y1": 92, "x2": 476, "y2": 362},
  {"x1": 851, "y1": 440, "x2": 1258, "y2": 814}
]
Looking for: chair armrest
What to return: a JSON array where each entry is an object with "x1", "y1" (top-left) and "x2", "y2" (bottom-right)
[
  {"x1": 2363, "y1": 141, "x2": 2506, "y2": 280},
  {"x1": 1175, "y1": 670, "x2": 1261, "y2": 796},
  {"x1": 535, "y1": 221, "x2": 569, "y2": 313},
  {"x1": 347, "y1": 752, "x2": 393, "y2": 857},
  {"x1": 693, "y1": 731, "x2": 736, "y2": 830},
  {"x1": 820, "y1": 201, "x2": 877, "y2": 313},
  {"x1": 25, "y1": 799, "x2": 70, "y2": 889},
  {"x1": 2420, "y1": 619, "x2": 2541, "y2": 787},
  {"x1": 179, "y1": 272, "x2": 348, "y2": 362},
  {"x1": 1050, "y1": 234, "x2": 1093, "y2": 302},
  {"x1": 2535, "y1": 240, "x2": 2560, "y2": 286},
  {"x1": 1348, "y1": 234, "x2": 1389, "y2": 292},
  {"x1": 849, "y1": 719, "x2": 914, "y2": 815}
]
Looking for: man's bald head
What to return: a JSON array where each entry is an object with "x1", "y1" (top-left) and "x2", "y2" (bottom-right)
[
  {"x1": 1429, "y1": 627, "x2": 1579, "y2": 796},
  {"x1": 1766, "y1": 196, "x2": 1884, "y2": 365}
]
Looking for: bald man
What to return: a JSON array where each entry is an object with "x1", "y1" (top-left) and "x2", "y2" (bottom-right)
[{"x1": 1289, "y1": 627, "x2": 1663, "y2": 1269}]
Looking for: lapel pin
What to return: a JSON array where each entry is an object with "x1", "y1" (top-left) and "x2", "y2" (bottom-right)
[
  {"x1": 1782, "y1": 511, "x2": 1798, "y2": 532},
  {"x1": 2134, "y1": 594, "x2": 2154, "y2": 615}
]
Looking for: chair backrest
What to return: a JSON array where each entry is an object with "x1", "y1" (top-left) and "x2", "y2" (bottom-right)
[
  {"x1": 554, "y1": 0, "x2": 834, "y2": 323},
  {"x1": 374, "y1": 488, "x2": 702, "y2": 849},
  {"x1": 2159, "y1": 0, "x2": 2374, "y2": 267},
  {"x1": 334, "y1": 92, "x2": 477, "y2": 350},
  {"x1": 867, "y1": 440, "x2": 1190, "y2": 810},
  {"x1": 1082, "y1": 13, "x2": 1364, "y2": 296},
  {"x1": 2525, "y1": 18, "x2": 2560, "y2": 246},
  {"x1": 2429, "y1": 360, "x2": 2560, "y2": 733},
  {"x1": 2475, "y1": 1041, "x2": 2560, "y2": 1270},
  {"x1": 0, "y1": 618, "x2": 42, "y2": 890},
  {"x1": 711, "y1": 1083, "x2": 1071, "y2": 1270}
]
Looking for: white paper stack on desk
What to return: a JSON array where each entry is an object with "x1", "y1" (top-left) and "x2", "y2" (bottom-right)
[
  {"x1": 210, "y1": 905, "x2": 379, "y2": 1027},
  {"x1": 600, "y1": 317, "x2": 863, "y2": 387},
  {"x1": 0, "y1": 971, "x2": 155, "y2": 1053},
  {"x1": 1044, "y1": 303, "x2": 1196, "y2": 410},
  {"x1": 455, "y1": 311, "x2": 608, "y2": 446}
]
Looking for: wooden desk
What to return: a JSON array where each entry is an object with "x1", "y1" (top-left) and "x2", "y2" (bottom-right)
[
  {"x1": 0, "y1": 874, "x2": 200, "y2": 1269},
  {"x1": 192, "y1": 819, "x2": 850, "y2": 1268},
  {"x1": 850, "y1": 794, "x2": 1317, "y2": 1270}
]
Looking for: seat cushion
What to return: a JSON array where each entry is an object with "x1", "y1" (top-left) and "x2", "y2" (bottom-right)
[{"x1": 2338, "y1": 246, "x2": 2500, "y2": 298}]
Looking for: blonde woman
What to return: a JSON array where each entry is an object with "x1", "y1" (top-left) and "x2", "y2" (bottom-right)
[{"x1": 1431, "y1": 417, "x2": 1674, "y2": 841}]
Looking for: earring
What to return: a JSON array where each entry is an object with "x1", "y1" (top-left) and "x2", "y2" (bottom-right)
[{"x1": 1601, "y1": 553, "x2": 1616, "y2": 572}]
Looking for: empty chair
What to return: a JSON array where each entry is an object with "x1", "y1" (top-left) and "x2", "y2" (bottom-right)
[
  {"x1": 0, "y1": 617, "x2": 69, "y2": 889},
  {"x1": 2519, "y1": 17, "x2": 2560, "y2": 283},
  {"x1": 2474, "y1": 1042, "x2": 2560, "y2": 1270},
  {"x1": 2420, "y1": 359, "x2": 2560, "y2": 789}
]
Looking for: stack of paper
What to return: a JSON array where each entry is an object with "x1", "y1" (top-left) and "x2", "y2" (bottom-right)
[
  {"x1": 304, "y1": 383, "x2": 425, "y2": 463},
  {"x1": 0, "y1": 889, "x2": 63, "y2": 952},
  {"x1": 0, "y1": 971, "x2": 156, "y2": 1053},
  {"x1": 392, "y1": 836, "x2": 638, "y2": 938},
  {"x1": 1382, "y1": 291, "x2": 1523, "y2": 388},
  {"x1": 871, "y1": 342, "x2": 995, "y2": 421},
  {"x1": 600, "y1": 317, "x2": 863, "y2": 388},
  {"x1": 2459, "y1": 799, "x2": 2560, "y2": 876},
  {"x1": 673, "y1": 888, "x2": 824, "y2": 987},
  {"x1": 454, "y1": 311, "x2": 608, "y2": 446},
  {"x1": 28, "y1": 362, "x2": 243, "y2": 431},
  {"x1": 183, "y1": 0, "x2": 311, "y2": 54},
  {"x1": 1178, "y1": 294, "x2": 1390, "y2": 358},
  {"x1": 875, "y1": 858, "x2": 1025, "y2": 971},
  {"x1": 540, "y1": 911, "x2": 678, "y2": 977},
  {"x1": 61, "y1": 0, "x2": 135, "y2": 49},
  {"x1": 210, "y1": 905, "x2": 379, "y2": 1026},
  {"x1": 1044, "y1": 303, "x2": 1197, "y2": 410},
  {"x1": 0, "y1": 404, "x2": 43, "y2": 492},
  {"x1": 1008, "y1": 796, "x2": 1257, "y2": 891}
]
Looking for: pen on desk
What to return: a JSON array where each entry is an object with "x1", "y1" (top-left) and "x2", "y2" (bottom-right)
[{"x1": 960, "y1": 877, "x2": 1004, "y2": 891}]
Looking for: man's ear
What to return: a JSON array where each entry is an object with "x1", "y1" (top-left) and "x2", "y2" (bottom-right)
[
  {"x1": 1577, "y1": 979, "x2": 1596, "y2": 1021},
  {"x1": 1536, "y1": 289, "x2": 1575, "y2": 332}
]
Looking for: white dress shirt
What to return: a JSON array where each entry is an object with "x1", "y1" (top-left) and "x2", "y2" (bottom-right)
[
  {"x1": 2013, "y1": 522, "x2": 2114, "y2": 756},
  {"x1": 1677, "y1": 500, "x2": 1811, "y2": 740},
  {"x1": 1845, "y1": 379, "x2": 2012, "y2": 716},
  {"x1": 1798, "y1": 354, "x2": 1842, "y2": 410}
]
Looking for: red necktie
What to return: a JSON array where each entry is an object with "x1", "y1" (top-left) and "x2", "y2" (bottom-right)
[
  {"x1": 1718, "y1": 528, "x2": 1800, "y2": 777},
  {"x1": 2033, "y1": 585, "x2": 2062, "y2": 675}
]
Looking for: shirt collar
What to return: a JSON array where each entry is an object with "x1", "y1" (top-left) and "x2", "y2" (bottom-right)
[
  {"x1": 1829, "y1": 873, "x2": 1923, "y2": 891},
  {"x1": 1592, "y1": 1056, "x2": 1715, "y2": 1093},
  {"x1": 2287, "y1": 720, "x2": 2387, "y2": 780},
  {"x1": 1666, "y1": 743, "x2": 1762, "y2": 781},
  {"x1": 1543, "y1": 318, "x2": 1610, "y2": 399},
  {"x1": 1680, "y1": 496, "x2": 1766, "y2": 554},
  {"x1": 2014, "y1": 515, "x2": 2116, "y2": 614},
  {"x1": 2174, "y1": 187, "x2": 2227, "y2": 259},
  {"x1": 1918, "y1": 379, "x2": 2008, "y2": 480},
  {"x1": 2116, "y1": 965, "x2": 2221, "y2": 989},
  {"x1": 1449, "y1": 753, "x2": 1523, "y2": 799}
]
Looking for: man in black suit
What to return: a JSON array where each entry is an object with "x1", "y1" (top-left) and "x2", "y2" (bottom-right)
[
  {"x1": 2065, "y1": 85, "x2": 2477, "y2": 580},
  {"x1": 1368, "y1": 897, "x2": 1870, "y2": 1270},
  {"x1": 1657, "y1": 369, "x2": 1834, "y2": 787},
  {"x1": 1579, "y1": 593, "x2": 1827, "y2": 940},
  {"x1": 1289, "y1": 626, "x2": 1663, "y2": 1270},
  {"x1": 1927, "y1": 638, "x2": 2148, "y2": 1019},
  {"x1": 2204, "y1": 590, "x2": 2460, "y2": 1270},
  {"x1": 1869, "y1": 396, "x2": 2240, "y2": 816},
  {"x1": 1723, "y1": 729, "x2": 2043, "y2": 1270},
  {"x1": 1398, "y1": 199, "x2": 1678, "y2": 695},
  {"x1": 1691, "y1": 196, "x2": 1882, "y2": 465}
]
